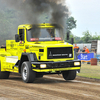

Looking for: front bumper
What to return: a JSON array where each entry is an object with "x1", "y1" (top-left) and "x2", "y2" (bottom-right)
[{"x1": 31, "y1": 60, "x2": 81, "y2": 72}]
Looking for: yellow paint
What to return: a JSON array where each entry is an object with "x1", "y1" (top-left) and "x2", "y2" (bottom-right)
[
  {"x1": 32, "y1": 67, "x2": 81, "y2": 72},
  {"x1": 0, "y1": 23, "x2": 80, "y2": 74},
  {"x1": 32, "y1": 64, "x2": 36, "y2": 68}
]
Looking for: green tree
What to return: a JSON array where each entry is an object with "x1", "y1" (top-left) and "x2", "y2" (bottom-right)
[
  {"x1": 65, "y1": 33, "x2": 84, "y2": 43},
  {"x1": 92, "y1": 32, "x2": 100, "y2": 40},
  {"x1": 82, "y1": 30, "x2": 92, "y2": 43},
  {"x1": 0, "y1": 1, "x2": 24, "y2": 45},
  {"x1": 66, "y1": 16, "x2": 77, "y2": 31},
  {"x1": 65, "y1": 16, "x2": 77, "y2": 43},
  {"x1": 74, "y1": 36, "x2": 83, "y2": 43}
]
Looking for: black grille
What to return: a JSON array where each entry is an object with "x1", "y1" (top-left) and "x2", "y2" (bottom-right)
[
  {"x1": 47, "y1": 47, "x2": 73, "y2": 59},
  {"x1": 47, "y1": 62, "x2": 74, "y2": 68}
]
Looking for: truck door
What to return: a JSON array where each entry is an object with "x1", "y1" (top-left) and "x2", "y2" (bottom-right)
[{"x1": 18, "y1": 29, "x2": 25, "y2": 59}]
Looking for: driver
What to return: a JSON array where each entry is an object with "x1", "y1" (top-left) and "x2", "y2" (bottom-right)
[{"x1": 47, "y1": 29, "x2": 55, "y2": 37}]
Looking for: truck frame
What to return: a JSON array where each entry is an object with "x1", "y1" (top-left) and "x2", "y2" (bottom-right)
[{"x1": 0, "y1": 23, "x2": 81, "y2": 83}]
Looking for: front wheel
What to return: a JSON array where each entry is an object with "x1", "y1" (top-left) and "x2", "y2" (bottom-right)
[
  {"x1": 21, "y1": 61, "x2": 36, "y2": 83},
  {"x1": 62, "y1": 70, "x2": 76, "y2": 81}
]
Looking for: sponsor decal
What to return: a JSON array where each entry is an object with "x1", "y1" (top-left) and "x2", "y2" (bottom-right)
[
  {"x1": 10, "y1": 44, "x2": 14, "y2": 48},
  {"x1": 0, "y1": 54, "x2": 6, "y2": 57},
  {"x1": 49, "y1": 51, "x2": 72, "y2": 57},
  {"x1": 25, "y1": 45, "x2": 29, "y2": 49},
  {"x1": 39, "y1": 53, "x2": 43, "y2": 56}
]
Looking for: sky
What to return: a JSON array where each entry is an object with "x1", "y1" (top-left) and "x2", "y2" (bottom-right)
[{"x1": 66, "y1": 0, "x2": 100, "y2": 37}]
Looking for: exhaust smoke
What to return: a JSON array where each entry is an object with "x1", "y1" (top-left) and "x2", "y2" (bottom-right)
[{"x1": 2, "y1": 0, "x2": 70, "y2": 39}]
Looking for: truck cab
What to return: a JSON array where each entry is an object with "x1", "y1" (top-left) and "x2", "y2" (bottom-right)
[{"x1": 0, "y1": 23, "x2": 81, "y2": 83}]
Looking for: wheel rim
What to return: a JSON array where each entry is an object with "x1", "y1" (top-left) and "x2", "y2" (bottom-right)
[{"x1": 22, "y1": 65, "x2": 27, "y2": 80}]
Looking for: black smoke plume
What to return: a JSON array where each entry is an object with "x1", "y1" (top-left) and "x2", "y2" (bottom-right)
[{"x1": 2, "y1": 0, "x2": 69, "y2": 38}]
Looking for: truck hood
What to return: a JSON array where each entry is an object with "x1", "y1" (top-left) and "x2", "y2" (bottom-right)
[
  {"x1": 26, "y1": 41, "x2": 73, "y2": 48},
  {"x1": 25, "y1": 41, "x2": 74, "y2": 62}
]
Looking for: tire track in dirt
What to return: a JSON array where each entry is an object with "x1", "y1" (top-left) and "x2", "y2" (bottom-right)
[{"x1": 0, "y1": 74, "x2": 100, "y2": 100}]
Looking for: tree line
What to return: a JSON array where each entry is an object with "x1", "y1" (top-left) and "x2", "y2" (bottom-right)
[
  {"x1": 65, "y1": 30, "x2": 100, "y2": 44},
  {"x1": 65, "y1": 17, "x2": 100, "y2": 43},
  {"x1": 0, "y1": 2, "x2": 100, "y2": 46}
]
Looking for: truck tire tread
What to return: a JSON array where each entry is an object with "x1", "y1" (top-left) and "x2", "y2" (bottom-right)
[
  {"x1": 21, "y1": 61, "x2": 36, "y2": 83},
  {"x1": 0, "y1": 62, "x2": 10, "y2": 79},
  {"x1": 62, "y1": 70, "x2": 76, "y2": 80}
]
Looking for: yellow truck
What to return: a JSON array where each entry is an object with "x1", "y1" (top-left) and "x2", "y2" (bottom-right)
[{"x1": 0, "y1": 23, "x2": 81, "y2": 83}]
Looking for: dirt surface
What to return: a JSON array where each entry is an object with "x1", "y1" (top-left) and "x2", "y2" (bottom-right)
[{"x1": 0, "y1": 74, "x2": 100, "y2": 100}]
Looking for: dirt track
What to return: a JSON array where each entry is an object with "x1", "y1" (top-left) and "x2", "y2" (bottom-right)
[{"x1": 0, "y1": 74, "x2": 100, "y2": 100}]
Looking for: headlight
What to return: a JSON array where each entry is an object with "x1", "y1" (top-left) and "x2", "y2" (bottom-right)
[
  {"x1": 74, "y1": 62, "x2": 80, "y2": 66},
  {"x1": 40, "y1": 64, "x2": 47, "y2": 68}
]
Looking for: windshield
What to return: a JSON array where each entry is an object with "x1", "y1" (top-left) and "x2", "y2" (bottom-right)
[{"x1": 27, "y1": 28, "x2": 62, "y2": 41}]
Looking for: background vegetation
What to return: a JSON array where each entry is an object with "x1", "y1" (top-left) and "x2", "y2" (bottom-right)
[{"x1": 0, "y1": 1, "x2": 100, "y2": 46}]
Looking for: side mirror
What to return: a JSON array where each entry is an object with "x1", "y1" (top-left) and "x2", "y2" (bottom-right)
[
  {"x1": 15, "y1": 34, "x2": 19, "y2": 42},
  {"x1": 67, "y1": 31, "x2": 70, "y2": 40},
  {"x1": 71, "y1": 38, "x2": 74, "y2": 45}
]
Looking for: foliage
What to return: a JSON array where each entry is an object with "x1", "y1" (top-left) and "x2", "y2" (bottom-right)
[
  {"x1": 74, "y1": 36, "x2": 83, "y2": 43},
  {"x1": 65, "y1": 16, "x2": 100, "y2": 44},
  {"x1": 65, "y1": 33, "x2": 83, "y2": 44},
  {"x1": 65, "y1": 16, "x2": 77, "y2": 43},
  {"x1": 81, "y1": 30, "x2": 92, "y2": 43},
  {"x1": 0, "y1": 2, "x2": 100, "y2": 46},
  {"x1": 81, "y1": 31, "x2": 100, "y2": 43},
  {"x1": 65, "y1": 30, "x2": 100, "y2": 44},
  {"x1": 0, "y1": 2, "x2": 24, "y2": 45},
  {"x1": 0, "y1": 4, "x2": 78, "y2": 46},
  {"x1": 92, "y1": 32, "x2": 100, "y2": 40},
  {"x1": 66, "y1": 16, "x2": 77, "y2": 31}
]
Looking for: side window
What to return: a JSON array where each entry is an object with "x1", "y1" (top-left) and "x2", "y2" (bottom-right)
[{"x1": 19, "y1": 29, "x2": 24, "y2": 41}]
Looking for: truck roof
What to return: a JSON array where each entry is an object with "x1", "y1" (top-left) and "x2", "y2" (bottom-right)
[{"x1": 18, "y1": 23, "x2": 63, "y2": 30}]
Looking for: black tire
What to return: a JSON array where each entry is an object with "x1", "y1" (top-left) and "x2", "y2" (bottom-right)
[
  {"x1": 62, "y1": 70, "x2": 76, "y2": 81},
  {"x1": 21, "y1": 61, "x2": 36, "y2": 83},
  {"x1": 0, "y1": 62, "x2": 10, "y2": 79}
]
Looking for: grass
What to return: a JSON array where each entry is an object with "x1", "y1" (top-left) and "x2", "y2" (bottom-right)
[{"x1": 77, "y1": 63, "x2": 100, "y2": 79}]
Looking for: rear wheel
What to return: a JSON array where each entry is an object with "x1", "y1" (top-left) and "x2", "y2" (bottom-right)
[
  {"x1": 62, "y1": 70, "x2": 76, "y2": 80},
  {"x1": 21, "y1": 61, "x2": 36, "y2": 83},
  {"x1": 0, "y1": 62, "x2": 10, "y2": 79}
]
